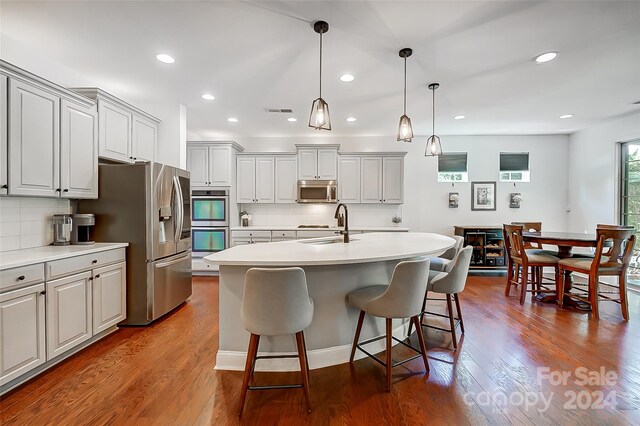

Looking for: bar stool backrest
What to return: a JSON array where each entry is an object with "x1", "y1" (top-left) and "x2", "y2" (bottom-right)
[
  {"x1": 504, "y1": 224, "x2": 527, "y2": 261},
  {"x1": 511, "y1": 221, "x2": 543, "y2": 249},
  {"x1": 440, "y1": 235, "x2": 465, "y2": 261},
  {"x1": 429, "y1": 246, "x2": 473, "y2": 294},
  {"x1": 365, "y1": 258, "x2": 430, "y2": 319},
  {"x1": 241, "y1": 267, "x2": 314, "y2": 336},
  {"x1": 594, "y1": 226, "x2": 636, "y2": 271}
]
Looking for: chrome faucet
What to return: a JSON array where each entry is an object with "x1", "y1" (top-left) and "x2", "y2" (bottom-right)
[{"x1": 334, "y1": 203, "x2": 349, "y2": 243}]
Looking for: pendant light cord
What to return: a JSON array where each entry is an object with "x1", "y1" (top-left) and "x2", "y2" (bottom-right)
[
  {"x1": 403, "y1": 57, "x2": 407, "y2": 115},
  {"x1": 432, "y1": 87, "x2": 435, "y2": 135},
  {"x1": 319, "y1": 31, "x2": 323, "y2": 98}
]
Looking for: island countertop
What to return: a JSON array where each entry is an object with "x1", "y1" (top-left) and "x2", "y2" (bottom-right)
[{"x1": 205, "y1": 232, "x2": 455, "y2": 267}]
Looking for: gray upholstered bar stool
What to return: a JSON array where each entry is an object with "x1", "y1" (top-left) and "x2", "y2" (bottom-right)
[
  {"x1": 412, "y1": 246, "x2": 473, "y2": 351},
  {"x1": 427, "y1": 235, "x2": 465, "y2": 272},
  {"x1": 238, "y1": 267, "x2": 314, "y2": 417},
  {"x1": 347, "y1": 258, "x2": 430, "y2": 391}
]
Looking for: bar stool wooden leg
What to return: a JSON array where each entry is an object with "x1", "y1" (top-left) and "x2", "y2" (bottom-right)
[
  {"x1": 445, "y1": 294, "x2": 458, "y2": 350},
  {"x1": 412, "y1": 316, "x2": 429, "y2": 374},
  {"x1": 301, "y1": 331, "x2": 310, "y2": 382},
  {"x1": 385, "y1": 318, "x2": 392, "y2": 392},
  {"x1": 295, "y1": 332, "x2": 312, "y2": 413},
  {"x1": 350, "y1": 310, "x2": 365, "y2": 362},
  {"x1": 454, "y1": 293, "x2": 465, "y2": 334},
  {"x1": 408, "y1": 291, "x2": 428, "y2": 337},
  {"x1": 619, "y1": 273, "x2": 630, "y2": 321},
  {"x1": 239, "y1": 333, "x2": 260, "y2": 417}
]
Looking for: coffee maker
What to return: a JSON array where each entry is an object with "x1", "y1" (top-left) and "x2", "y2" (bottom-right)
[
  {"x1": 52, "y1": 214, "x2": 73, "y2": 246},
  {"x1": 71, "y1": 214, "x2": 95, "y2": 245}
]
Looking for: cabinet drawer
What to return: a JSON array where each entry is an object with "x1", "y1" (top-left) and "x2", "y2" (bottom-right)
[
  {"x1": 296, "y1": 230, "x2": 339, "y2": 239},
  {"x1": 231, "y1": 230, "x2": 271, "y2": 239},
  {"x1": 271, "y1": 230, "x2": 296, "y2": 239},
  {"x1": 46, "y1": 248, "x2": 126, "y2": 280},
  {"x1": 0, "y1": 264, "x2": 45, "y2": 292}
]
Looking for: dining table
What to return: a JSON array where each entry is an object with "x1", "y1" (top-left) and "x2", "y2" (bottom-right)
[{"x1": 522, "y1": 231, "x2": 598, "y2": 310}]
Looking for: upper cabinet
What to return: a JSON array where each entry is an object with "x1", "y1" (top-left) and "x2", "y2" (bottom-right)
[
  {"x1": 296, "y1": 145, "x2": 338, "y2": 180},
  {"x1": 71, "y1": 88, "x2": 159, "y2": 164},
  {"x1": 186, "y1": 142, "x2": 243, "y2": 187},
  {"x1": 339, "y1": 153, "x2": 405, "y2": 204},
  {"x1": 0, "y1": 61, "x2": 99, "y2": 199},
  {"x1": 275, "y1": 156, "x2": 297, "y2": 203},
  {"x1": 337, "y1": 156, "x2": 361, "y2": 203},
  {"x1": 236, "y1": 155, "x2": 275, "y2": 204}
]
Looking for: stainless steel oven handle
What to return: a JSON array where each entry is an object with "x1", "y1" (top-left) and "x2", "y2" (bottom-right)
[{"x1": 156, "y1": 251, "x2": 191, "y2": 268}]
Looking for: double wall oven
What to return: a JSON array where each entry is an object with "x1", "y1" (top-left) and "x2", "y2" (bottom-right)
[{"x1": 191, "y1": 189, "x2": 229, "y2": 260}]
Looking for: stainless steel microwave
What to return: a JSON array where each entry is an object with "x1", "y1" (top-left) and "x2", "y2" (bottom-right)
[{"x1": 297, "y1": 180, "x2": 337, "y2": 203}]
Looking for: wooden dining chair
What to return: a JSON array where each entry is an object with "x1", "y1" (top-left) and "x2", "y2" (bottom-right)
[
  {"x1": 511, "y1": 222, "x2": 558, "y2": 286},
  {"x1": 503, "y1": 224, "x2": 561, "y2": 304},
  {"x1": 557, "y1": 226, "x2": 636, "y2": 321}
]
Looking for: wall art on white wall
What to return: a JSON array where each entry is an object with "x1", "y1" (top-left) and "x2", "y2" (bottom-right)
[
  {"x1": 449, "y1": 192, "x2": 459, "y2": 208},
  {"x1": 471, "y1": 181, "x2": 496, "y2": 211},
  {"x1": 510, "y1": 192, "x2": 523, "y2": 208}
]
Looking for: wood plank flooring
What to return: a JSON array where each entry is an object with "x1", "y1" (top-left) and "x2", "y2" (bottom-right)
[{"x1": 1, "y1": 275, "x2": 639, "y2": 425}]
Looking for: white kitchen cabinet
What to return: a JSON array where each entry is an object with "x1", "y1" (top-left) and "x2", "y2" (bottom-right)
[
  {"x1": 255, "y1": 157, "x2": 275, "y2": 203},
  {"x1": 231, "y1": 230, "x2": 272, "y2": 246},
  {"x1": 60, "y1": 99, "x2": 98, "y2": 199},
  {"x1": 8, "y1": 79, "x2": 60, "y2": 197},
  {"x1": 297, "y1": 146, "x2": 338, "y2": 180},
  {"x1": 360, "y1": 157, "x2": 383, "y2": 203},
  {"x1": 186, "y1": 143, "x2": 237, "y2": 187},
  {"x1": 209, "y1": 146, "x2": 231, "y2": 186},
  {"x1": 187, "y1": 145, "x2": 208, "y2": 186},
  {"x1": 46, "y1": 271, "x2": 93, "y2": 360},
  {"x1": 0, "y1": 283, "x2": 46, "y2": 386},
  {"x1": 132, "y1": 115, "x2": 157, "y2": 162},
  {"x1": 382, "y1": 156, "x2": 404, "y2": 204},
  {"x1": 0, "y1": 73, "x2": 7, "y2": 195},
  {"x1": 338, "y1": 156, "x2": 361, "y2": 203},
  {"x1": 275, "y1": 156, "x2": 297, "y2": 203},
  {"x1": 98, "y1": 100, "x2": 132, "y2": 163},
  {"x1": 236, "y1": 156, "x2": 256, "y2": 203},
  {"x1": 92, "y1": 262, "x2": 126, "y2": 334},
  {"x1": 236, "y1": 156, "x2": 275, "y2": 203}
]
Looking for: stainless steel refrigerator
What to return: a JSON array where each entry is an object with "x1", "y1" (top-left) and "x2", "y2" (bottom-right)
[{"x1": 79, "y1": 162, "x2": 192, "y2": 325}]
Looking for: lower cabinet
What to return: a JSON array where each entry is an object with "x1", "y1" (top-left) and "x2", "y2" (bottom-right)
[
  {"x1": 46, "y1": 271, "x2": 93, "y2": 360},
  {"x1": 92, "y1": 262, "x2": 126, "y2": 334},
  {"x1": 0, "y1": 283, "x2": 46, "y2": 386}
]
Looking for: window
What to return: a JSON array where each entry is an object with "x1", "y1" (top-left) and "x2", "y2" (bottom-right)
[
  {"x1": 620, "y1": 140, "x2": 640, "y2": 285},
  {"x1": 438, "y1": 152, "x2": 468, "y2": 182},
  {"x1": 499, "y1": 152, "x2": 530, "y2": 182}
]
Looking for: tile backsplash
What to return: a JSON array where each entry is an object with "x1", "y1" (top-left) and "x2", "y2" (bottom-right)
[
  {"x1": 239, "y1": 203, "x2": 403, "y2": 227},
  {"x1": 0, "y1": 197, "x2": 71, "y2": 252}
]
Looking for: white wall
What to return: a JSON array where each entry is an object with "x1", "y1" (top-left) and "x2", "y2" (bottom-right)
[
  {"x1": 230, "y1": 135, "x2": 570, "y2": 234},
  {"x1": 568, "y1": 112, "x2": 640, "y2": 233}
]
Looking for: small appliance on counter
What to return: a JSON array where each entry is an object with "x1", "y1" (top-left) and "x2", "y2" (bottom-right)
[
  {"x1": 71, "y1": 214, "x2": 95, "y2": 245},
  {"x1": 52, "y1": 214, "x2": 73, "y2": 246}
]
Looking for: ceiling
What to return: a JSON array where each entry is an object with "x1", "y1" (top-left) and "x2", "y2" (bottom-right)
[{"x1": 1, "y1": 1, "x2": 639, "y2": 138}]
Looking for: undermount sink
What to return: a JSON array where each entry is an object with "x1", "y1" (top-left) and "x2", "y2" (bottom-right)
[{"x1": 298, "y1": 236, "x2": 359, "y2": 245}]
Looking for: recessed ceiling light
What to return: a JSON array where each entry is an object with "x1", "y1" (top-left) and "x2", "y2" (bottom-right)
[
  {"x1": 534, "y1": 52, "x2": 557, "y2": 63},
  {"x1": 454, "y1": 115, "x2": 466, "y2": 120},
  {"x1": 559, "y1": 114, "x2": 574, "y2": 119},
  {"x1": 201, "y1": 93, "x2": 215, "y2": 101},
  {"x1": 287, "y1": 117, "x2": 297, "y2": 122},
  {"x1": 156, "y1": 53, "x2": 175, "y2": 64},
  {"x1": 227, "y1": 117, "x2": 238, "y2": 123},
  {"x1": 346, "y1": 117, "x2": 357, "y2": 122},
  {"x1": 340, "y1": 74, "x2": 355, "y2": 82}
]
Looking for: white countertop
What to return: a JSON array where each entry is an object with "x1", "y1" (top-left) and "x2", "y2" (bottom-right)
[
  {"x1": 230, "y1": 226, "x2": 410, "y2": 232},
  {"x1": 0, "y1": 243, "x2": 129, "y2": 270},
  {"x1": 205, "y1": 232, "x2": 453, "y2": 266}
]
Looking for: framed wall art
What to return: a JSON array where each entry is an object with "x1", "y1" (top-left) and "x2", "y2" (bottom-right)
[{"x1": 471, "y1": 181, "x2": 496, "y2": 211}]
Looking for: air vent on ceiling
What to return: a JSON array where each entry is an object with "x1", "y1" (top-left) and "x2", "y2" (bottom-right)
[
  {"x1": 634, "y1": 100, "x2": 640, "y2": 105},
  {"x1": 266, "y1": 108, "x2": 293, "y2": 113}
]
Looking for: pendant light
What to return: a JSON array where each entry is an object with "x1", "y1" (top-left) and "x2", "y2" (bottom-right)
[
  {"x1": 397, "y1": 48, "x2": 414, "y2": 142},
  {"x1": 425, "y1": 83, "x2": 443, "y2": 156},
  {"x1": 309, "y1": 20, "x2": 331, "y2": 130}
]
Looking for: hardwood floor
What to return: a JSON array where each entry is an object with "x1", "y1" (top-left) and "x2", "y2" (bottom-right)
[{"x1": 1, "y1": 275, "x2": 639, "y2": 425}]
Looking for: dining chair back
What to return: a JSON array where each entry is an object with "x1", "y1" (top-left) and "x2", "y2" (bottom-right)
[
  {"x1": 593, "y1": 226, "x2": 636, "y2": 272},
  {"x1": 504, "y1": 224, "x2": 526, "y2": 260},
  {"x1": 512, "y1": 222, "x2": 543, "y2": 249}
]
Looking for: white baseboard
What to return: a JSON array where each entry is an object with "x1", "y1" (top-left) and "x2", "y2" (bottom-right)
[{"x1": 215, "y1": 321, "x2": 411, "y2": 371}]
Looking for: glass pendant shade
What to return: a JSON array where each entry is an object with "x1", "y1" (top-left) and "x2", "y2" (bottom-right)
[
  {"x1": 309, "y1": 97, "x2": 331, "y2": 130},
  {"x1": 425, "y1": 135, "x2": 443, "y2": 156},
  {"x1": 397, "y1": 114, "x2": 413, "y2": 142}
]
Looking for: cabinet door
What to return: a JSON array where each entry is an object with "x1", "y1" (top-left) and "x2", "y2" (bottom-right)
[
  {"x1": 298, "y1": 149, "x2": 317, "y2": 180},
  {"x1": 187, "y1": 145, "x2": 209, "y2": 186},
  {"x1": 8, "y1": 79, "x2": 60, "y2": 197},
  {"x1": 0, "y1": 74, "x2": 7, "y2": 195},
  {"x1": 98, "y1": 100, "x2": 132, "y2": 163},
  {"x1": 46, "y1": 271, "x2": 92, "y2": 360},
  {"x1": 338, "y1": 156, "x2": 361, "y2": 203},
  {"x1": 60, "y1": 99, "x2": 98, "y2": 199},
  {"x1": 0, "y1": 283, "x2": 46, "y2": 386},
  {"x1": 236, "y1": 156, "x2": 256, "y2": 203},
  {"x1": 209, "y1": 146, "x2": 231, "y2": 186},
  {"x1": 92, "y1": 262, "x2": 126, "y2": 334},
  {"x1": 360, "y1": 157, "x2": 383, "y2": 203},
  {"x1": 275, "y1": 156, "x2": 297, "y2": 203},
  {"x1": 132, "y1": 115, "x2": 156, "y2": 162},
  {"x1": 382, "y1": 157, "x2": 404, "y2": 204},
  {"x1": 317, "y1": 148, "x2": 337, "y2": 180},
  {"x1": 255, "y1": 157, "x2": 275, "y2": 203}
]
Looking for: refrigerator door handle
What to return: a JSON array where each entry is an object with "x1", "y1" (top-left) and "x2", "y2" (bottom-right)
[
  {"x1": 173, "y1": 176, "x2": 183, "y2": 243},
  {"x1": 155, "y1": 250, "x2": 191, "y2": 268}
]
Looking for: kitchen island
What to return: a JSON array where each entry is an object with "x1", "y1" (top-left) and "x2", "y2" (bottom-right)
[{"x1": 205, "y1": 232, "x2": 455, "y2": 371}]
